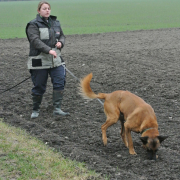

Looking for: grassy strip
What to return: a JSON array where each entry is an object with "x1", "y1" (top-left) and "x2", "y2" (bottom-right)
[
  {"x1": 0, "y1": 0, "x2": 180, "y2": 39},
  {"x1": 0, "y1": 119, "x2": 105, "y2": 180}
]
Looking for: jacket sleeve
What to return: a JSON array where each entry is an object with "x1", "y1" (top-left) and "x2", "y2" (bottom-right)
[
  {"x1": 58, "y1": 24, "x2": 65, "y2": 48},
  {"x1": 26, "y1": 23, "x2": 51, "y2": 54}
]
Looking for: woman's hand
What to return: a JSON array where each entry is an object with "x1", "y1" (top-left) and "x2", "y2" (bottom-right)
[
  {"x1": 49, "y1": 50, "x2": 57, "y2": 58},
  {"x1": 55, "y1": 41, "x2": 62, "y2": 49}
]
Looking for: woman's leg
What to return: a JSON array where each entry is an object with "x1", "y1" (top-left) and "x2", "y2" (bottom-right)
[
  {"x1": 49, "y1": 65, "x2": 69, "y2": 116},
  {"x1": 30, "y1": 69, "x2": 48, "y2": 118}
]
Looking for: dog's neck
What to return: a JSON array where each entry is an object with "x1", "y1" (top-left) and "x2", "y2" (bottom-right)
[
  {"x1": 140, "y1": 118, "x2": 158, "y2": 135},
  {"x1": 140, "y1": 127, "x2": 156, "y2": 135}
]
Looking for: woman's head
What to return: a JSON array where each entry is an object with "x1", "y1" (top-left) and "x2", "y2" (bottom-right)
[{"x1": 37, "y1": 1, "x2": 51, "y2": 19}]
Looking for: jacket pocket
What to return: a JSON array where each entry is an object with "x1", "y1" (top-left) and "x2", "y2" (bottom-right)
[
  {"x1": 32, "y1": 59, "x2": 42, "y2": 67},
  {"x1": 39, "y1": 28, "x2": 49, "y2": 40},
  {"x1": 54, "y1": 27, "x2": 61, "y2": 39}
]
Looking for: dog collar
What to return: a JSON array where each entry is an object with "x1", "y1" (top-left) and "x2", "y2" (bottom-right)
[{"x1": 140, "y1": 128, "x2": 155, "y2": 134}]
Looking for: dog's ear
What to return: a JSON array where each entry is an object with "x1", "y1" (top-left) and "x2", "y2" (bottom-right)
[
  {"x1": 140, "y1": 136, "x2": 149, "y2": 144},
  {"x1": 157, "y1": 136, "x2": 168, "y2": 143}
]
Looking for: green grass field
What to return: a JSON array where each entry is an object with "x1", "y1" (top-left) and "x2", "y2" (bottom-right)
[
  {"x1": 0, "y1": 119, "x2": 105, "y2": 179},
  {"x1": 0, "y1": 0, "x2": 180, "y2": 39}
]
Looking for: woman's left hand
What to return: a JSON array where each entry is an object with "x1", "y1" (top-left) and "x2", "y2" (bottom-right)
[{"x1": 55, "y1": 41, "x2": 62, "y2": 49}]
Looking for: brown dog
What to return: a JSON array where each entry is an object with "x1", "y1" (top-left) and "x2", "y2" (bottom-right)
[{"x1": 79, "y1": 73, "x2": 168, "y2": 160}]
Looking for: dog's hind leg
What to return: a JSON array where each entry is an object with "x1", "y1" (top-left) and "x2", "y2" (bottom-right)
[
  {"x1": 101, "y1": 101, "x2": 119, "y2": 146},
  {"x1": 119, "y1": 113, "x2": 128, "y2": 147},
  {"x1": 101, "y1": 116, "x2": 119, "y2": 146}
]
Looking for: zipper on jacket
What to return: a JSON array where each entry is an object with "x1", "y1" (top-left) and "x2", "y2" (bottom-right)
[{"x1": 50, "y1": 27, "x2": 54, "y2": 67}]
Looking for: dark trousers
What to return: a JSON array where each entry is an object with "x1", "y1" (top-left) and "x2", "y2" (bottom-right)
[{"x1": 30, "y1": 65, "x2": 66, "y2": 96}]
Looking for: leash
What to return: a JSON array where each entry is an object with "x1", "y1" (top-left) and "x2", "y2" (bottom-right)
[
  {"x1": 0, "y1": 76, "x2": 31, "y2": 95},
  {"x1": 63, "y1": 65, "x2": 80, "y2": 82},
  {"x1": 62, "y1": 65, "x2": 104, "y2": 106},
  {"x1": 0, "y1": 65, "x2": 104, "y2": 106},
  {"x1": 56, "y1": 42, "x2": 103, "y2": 106}
]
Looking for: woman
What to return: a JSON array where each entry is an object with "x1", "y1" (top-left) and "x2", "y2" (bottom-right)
[{"x1": 26, "y1": 1, "x2": 69, "y2": 118}]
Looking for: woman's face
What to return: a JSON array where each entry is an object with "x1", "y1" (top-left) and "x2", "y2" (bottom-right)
[{"x1": 38, "y1": 3, "x2": 51, "y2": 19}]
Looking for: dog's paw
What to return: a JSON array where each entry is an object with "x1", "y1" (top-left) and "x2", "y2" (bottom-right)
[
  {"x1": 102, "y1": 138, "x2": 107, "y2": 146},
  {"x1": 103, "y1": 141, "x2": 107, "y2": 146},
  {"x1": 125, "y1": 142, "x2": 128, "y2": 148},
  {"x1": 102, "y1": 134, "x2": 108, "y2": 146},
  {"x1": 129, "y1": 150, "x2": 137, "y2": 155}
]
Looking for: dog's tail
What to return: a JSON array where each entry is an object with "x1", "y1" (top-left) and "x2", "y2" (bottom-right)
[{"x1": 79, "y1": 73, "x2": 107, "y2": 100}]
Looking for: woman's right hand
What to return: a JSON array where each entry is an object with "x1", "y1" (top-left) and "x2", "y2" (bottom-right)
[{"x1": 49, "y1": 50, "x2": 57, "y2": 58}]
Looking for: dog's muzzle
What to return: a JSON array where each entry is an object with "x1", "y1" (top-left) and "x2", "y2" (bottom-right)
[{"x1": 147, "y1": 149, "x2": 158, "y2": 160}]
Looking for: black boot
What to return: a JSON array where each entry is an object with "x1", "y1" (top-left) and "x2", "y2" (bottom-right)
[
  {"x1": 53, "y1": 90, "x2": 69, "y2": 116},
  {"x1": 31, "y1": 94, "x2": 43, "y2": 118}
]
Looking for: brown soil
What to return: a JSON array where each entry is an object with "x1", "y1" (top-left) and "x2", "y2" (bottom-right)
[{"x1": 0, "y1": 28, "x2": 180, "y2": 179}]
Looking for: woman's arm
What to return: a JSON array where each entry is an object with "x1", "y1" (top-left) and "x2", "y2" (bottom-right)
[{"x1": 26, "y1": 23, "x2": 51, "y2": 54}]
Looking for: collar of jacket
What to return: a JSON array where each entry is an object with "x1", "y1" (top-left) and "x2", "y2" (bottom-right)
[{"x1": 36, "y1": 14, "x2": 57, "y2": 25}]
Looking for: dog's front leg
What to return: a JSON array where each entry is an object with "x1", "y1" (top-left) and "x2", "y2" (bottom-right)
[
  {"x1": 120, "y1": 126, "x2": 128, "y2": 148},
  {"x1": 125, "y1": 125, "x2": 137, "y2": 155},
  {"x1": 120, "y1": 114, "x2": 128, "y2": 147}
]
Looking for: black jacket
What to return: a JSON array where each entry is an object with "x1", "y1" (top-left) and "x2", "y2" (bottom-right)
[{"x1": 26, "y1": 14, "x2": 65, "y2": 69}]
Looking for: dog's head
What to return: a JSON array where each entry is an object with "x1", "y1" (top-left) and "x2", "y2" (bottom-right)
[{"x1": 140, "y1": 136, "x2": 168, "y2": 160}]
